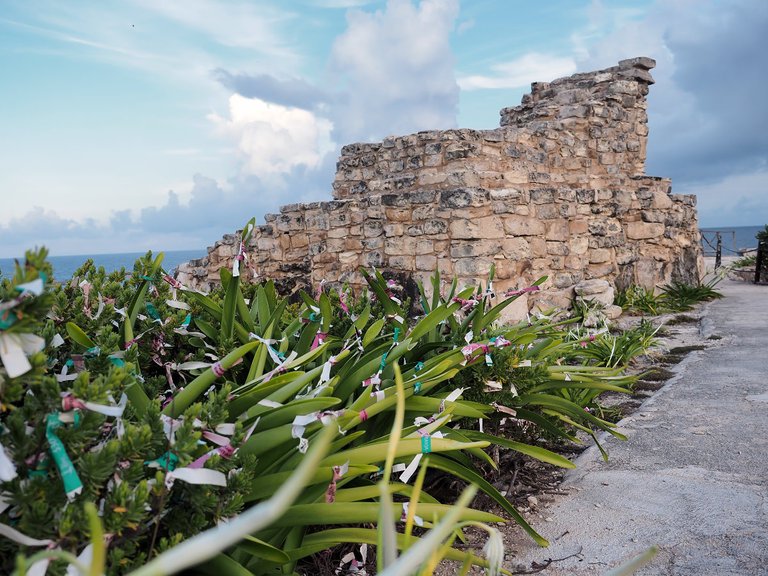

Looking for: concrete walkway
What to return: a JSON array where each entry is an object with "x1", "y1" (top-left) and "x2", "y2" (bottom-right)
[{"x1": 508, "y1": 278, "x2": 768, "y2": 575}]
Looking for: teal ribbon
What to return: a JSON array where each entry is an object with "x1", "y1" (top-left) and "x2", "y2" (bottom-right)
[
  {"x1": 181, "y1": 314, "x2": 192, "y2": 328},
  {"x1": 309, "y1": 312, "x2": 318, "y2": 322},
  {"x1": 393, "y1": 327, "x2": 400, "y2": 342},
  {"x1": 45, "y1": 413, "x2": 83, "y2": 500},
  {"x1": 413, "y1": 381, "x2": 422, "y2": 394},
  {"x1": 379, "y1": 353, "x2": 388, "y2": 372},
  {"x1": 0, "y1": 310, "x2": 16, "y2": 330},
  {"x1": 146, "y1": 303, "x2": 161, "y2": 320},
  {"x1": 108, "y1": 355, "x2": 125, "y2": 367},
  {"x1": 414, "y1": 362, "x2": 424, "y2": 372},
  {"x1": 145, "y1": 451, "x2": 178, "y2": 471},
  {"x1": 420, "y1": 435, "x2": 432, "y2": 454}
]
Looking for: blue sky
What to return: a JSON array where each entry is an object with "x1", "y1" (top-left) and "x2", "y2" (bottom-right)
[{"x1": 0, "y1": 0, "x2": 766, "y2": 257}]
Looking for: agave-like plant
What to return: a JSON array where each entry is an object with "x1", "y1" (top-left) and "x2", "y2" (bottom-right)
[{"x1": 2, "y1": 220, "x2": 642, "y2": 575}]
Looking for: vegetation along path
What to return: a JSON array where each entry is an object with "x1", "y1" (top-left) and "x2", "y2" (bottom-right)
[{"x1": 508, "y1": 278, "x2": 768, "y2": 575}]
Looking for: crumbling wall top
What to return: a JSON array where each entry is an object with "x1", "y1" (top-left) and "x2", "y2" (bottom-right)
[{"x1": 332, "y1": 58, "x2": 657, "y2": 201}]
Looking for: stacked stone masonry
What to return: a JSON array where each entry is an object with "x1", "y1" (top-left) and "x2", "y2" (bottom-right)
[{"x1": 176, "y1": 57, "x2": 704, "y2": 318}]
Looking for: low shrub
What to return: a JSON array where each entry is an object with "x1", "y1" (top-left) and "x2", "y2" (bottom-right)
[{"x1": 0, "y1": 229, "x2": 636, "y2": 574}]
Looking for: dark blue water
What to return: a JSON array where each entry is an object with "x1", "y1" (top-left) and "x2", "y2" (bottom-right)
[
  {"x1": 0, "y1": 249, "x2": 205, "y2": 281},
  {"x1": 699, "y1": 225, "x2": 764, "y2": 256}
]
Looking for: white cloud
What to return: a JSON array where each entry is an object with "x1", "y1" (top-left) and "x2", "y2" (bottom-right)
[
  {"x1": 133, "y1": 0, "x2": 298, "y2": 57},
  {"x1": 208, "y1": 94, "x2": 334, "y2": 176},
  {"x1": 677, "y1": 169, "x2": 768, "y2": 228},
  {"x1": 308, "y1": 0, "x2": 377, "y2": 7},
  {"x1": 458, "y1": 52, "x2": 577, "y2": 90},
  {"x1": 328, "y1": 0, "x2": 460, "y2": 143}
]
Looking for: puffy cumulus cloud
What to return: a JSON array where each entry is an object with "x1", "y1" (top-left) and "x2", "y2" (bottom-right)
[
  {"x1": 328, "y1": 0, "x2": 460, "y2": 143},
  {"x1": 212, "y1": 0, "x2": 461, "y2": 147},
  {"x1": 458, "y1": 53, "x2": 577, "y2": 90},
  {"x1": 208, "y1": 94, "x2": 335, "y2": 178},
  {"x1": 567, "y1": 0, "x2": 768, "y2": 225}
]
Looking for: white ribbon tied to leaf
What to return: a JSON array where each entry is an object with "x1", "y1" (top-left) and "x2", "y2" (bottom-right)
[{"x1": 0, "y1": 332, "x2": 45, "y2": 378}]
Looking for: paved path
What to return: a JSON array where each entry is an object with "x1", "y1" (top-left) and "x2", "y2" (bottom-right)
[{"x1": 508, "y1": 278, "x2": 768, "y2": 575}]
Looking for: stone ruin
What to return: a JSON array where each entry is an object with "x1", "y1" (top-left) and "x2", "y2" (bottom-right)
[{"x1": 176, "y1": 57, "x2": 704, "y2": 318}]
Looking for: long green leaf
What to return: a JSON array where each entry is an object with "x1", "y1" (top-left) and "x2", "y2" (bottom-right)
[
  {"x1": 428, "y1": 454, "x2": 548, "y2": 547},
  {"x1": 462, "y1": 431, "x2": 576, "y2": 469},
  {"x1": 65, "y1": 322, "x2": 96, "y2": 349}
]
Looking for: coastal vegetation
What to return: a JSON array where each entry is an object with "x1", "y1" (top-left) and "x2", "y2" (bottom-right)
[{"x1": 0, "y1": 238, "x2": 719, "y2": 575}]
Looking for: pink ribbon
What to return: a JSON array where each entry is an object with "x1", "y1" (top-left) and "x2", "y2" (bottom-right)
[
  {"x1": 452, "y1": 296, "x2": 480, "y2": 312},
  {"x1": 311, "y1": 332, "x2": 328, "y2": 350},
  {"x1": 461, "y1": 342, "x2": 490, "y2": 363},
  {"x1": 504, "y1": 285, "x2": 541, "y2": 297}
]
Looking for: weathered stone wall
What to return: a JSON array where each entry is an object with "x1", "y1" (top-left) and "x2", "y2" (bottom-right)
[{"x1": 176, "y1": 57, "x2": 704, "y2": 316}]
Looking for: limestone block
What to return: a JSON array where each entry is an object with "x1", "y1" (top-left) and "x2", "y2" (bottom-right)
[
  {"x1": 362, "y1": 237, "x2": 383, "y2": 250},
  {"x1": 536, "y1": 204, "x2": 561, "y2": 219},
  {"x1": 530, "y1": 188, "x2": 555, "y2": 204},
  {"x1": 416, "y1": 255, "x2": 437, "y2": 271},
  {"x1": 344, "y1": 238, "x2": 363, "y2": 251},
  {"x1": 589, "y1": 248, "x2": 612, "y2": 263},
  {"x1": 547, "y1": 242, "x2": 569, "y2": 256},
  {"x1": 385, "y1": 236, "x2": 418, "y2": 255},
  {"x1": 384, "y1": 208, "x2": 412, "y2": 222},
  {"x1": 454, "y1": 257, "x2": 493, "y2": 277},
  {"x1": 450, "y1": 240, "x2": 502, "y2": 258},
  {"x1": 569, "y1": 219, "x2": 589, "y2": 235},
  {"x1": 501, "y1": 237, "x2": 531, "y2": 259},
  {"x1": 586, "y1": 262, "x2": 615, "y2": 279},
  {"x1": 291, "y1": 234, "x2": 310, "y2": 249},
  {"x1": 325, "y1": 238, "x2": 345, "y2": 253},
  {"x1": 492, "y1": 258, "x2": 515, "y2": 280},
  {"x1": 575, "y1": 279, "x2": 615, "y2": 307},
  {"x1": 553, "y1": 272, "x2": 578, "y2": 288},
  {"x1": 412, "y1": 205, "x2": 435, "y2": 220},
  {"x1": 496, "y1": 293, "x2": 529, "y2": 323},
  {"x1": 388, "y1": 255, "x2": 414, "y2": 269},
  {"x1": 383, "y1": 223, "x2": 404, "y2": 237},
  {"x1": 625, "y1": 221, "x2": 664, "y2": 240},
  {"x1": 503, "y1": 215, "x2": 545, "y2": 236},
  {"x1": 634, "y1": 258, "x2": 661, "y2": 287},
  {"x1": 530, "y1": 237, "x2": 547, "y2": 257},
  {"x1": 641, "y1": 210, "x2": 666, "y2": 223},
  {"x1": 339, "y1": 251, "x2": 359, "y2": 266},
  {"x1": 489, "y1": 188, "x2": 525, "y2": 202},
  {"x1": 404, "y1": 224, "x2": 423, "y2": 237},
  {"x1": 575, "y1": 279, "x2": 611, "y2": 296},
  {"x1": 531, "y1": 287, "x2": 574, "y2": 312},
  {"x1": 545, "y1": 221, "x2": 570, "y2": 241},
  {"x1": 450, "y1": 216, "x2": 505, "y2": 239},
  {"x1": 364, "y1": 251, "x2": 384, "y2": 267},
  {"x1": 437, "y1": 189, "x2": 485, "y2": 209}
]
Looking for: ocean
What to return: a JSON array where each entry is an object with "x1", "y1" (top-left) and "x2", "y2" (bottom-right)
[
  {"x1": 0, "y1": 249, "x2": 206, "y2": 281},
  {"x1": 699, "y1": 225, "x2": 765, "y2": 256}
]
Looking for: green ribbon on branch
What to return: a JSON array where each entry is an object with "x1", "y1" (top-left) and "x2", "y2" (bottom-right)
[{"x1": 45, "y1": 412, "x2": 83, "y2": 501}]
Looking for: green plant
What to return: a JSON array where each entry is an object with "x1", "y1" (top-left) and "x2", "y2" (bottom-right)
[
  {"x1": 0, "y1": 245, "x2": 535, "y2": 574},
  {"x1": 614, "y1": 285, "x2": 664, "y2": 315},
  {"x1": 659, "y1": 280, "x2": 722, "y2": 312},
  {"x1": 731, "y1": 254, "x2": 756, "y2": 268},
  {"x1": 568, "y1": 324, "x2": 660, "y2": 369},
  {"x1": 1, "y1": 226, "x2": 646, "y2": 574},
  {"x1": 756, "y1": 224, "x2": 768, "y2": 243}
]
